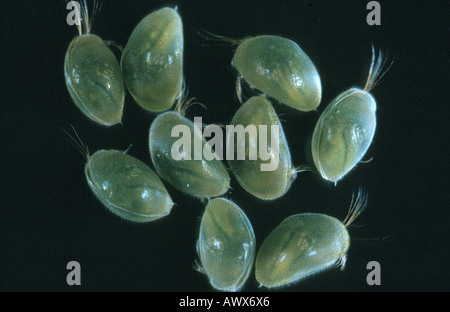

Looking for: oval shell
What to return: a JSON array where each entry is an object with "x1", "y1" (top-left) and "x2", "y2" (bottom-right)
[
  {"x1": 65, "y1": 34, "x2": 125, "y2": 125},
  {"x1": 85, "y1": 150, "x2": 173, "y2": 222},
  {"x1": 197, "y1": 198, "x2": 256, "y2": 291},
  {"x1": 149, "y1": 111, "x2": 230, "y2": 198},
  {"x1": 255, "y1": 213, "x2": 349, "y2": 288},
  {"x1": 121, "y1": 7, "x2": 183, "y2": 112},
  {"x1": 226, "y1": 96, "x2": 294, "y2": 200},
  {"x1": 233, "y1": 35, "x2": 321, "y2": 111},
  {"x1": 311, "y1": 88, "x2": 376, "y2": 183}
]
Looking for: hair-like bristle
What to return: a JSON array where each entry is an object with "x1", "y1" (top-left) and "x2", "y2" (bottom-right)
[
  {"x1": 363, "y1": 45, "x2": 394, "y2": 92},
  {"x1": 174, "y1": 85, "x2": 206, "y2": 117},
  {"x1": 72, "y1": 0, "x2": 102, "y2": 36},
  {"x1": 63, "y1": 125, "x2": 90, "y2": 160},
  {"x1": 196, "y1": 28, "x2": 244, "y2": 47},
  {"x1": 343, "y1": 187, "x2": 368, "y2": 227}
]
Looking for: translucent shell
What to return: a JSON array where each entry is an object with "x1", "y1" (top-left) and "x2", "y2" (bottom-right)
[
  {"x1": 226, "y1": 96, "x2": 295, "y2": 200},
  {"x1": 121, "y1": 7, "x2": 183, "y2": 112},
  {"x1": 311, "y1": 88, "x2": 376, "y2": 183},
  {"x1": 85, "y1": 150, "x2": 173, "y2": 222},
  {"x1": 65, "y1": 34, "x2": 125, "y2": 125},
  {"x1": 233, "y1": 35, "x2": 321, "y2": 112},
  {"x1": 149, "y1": 111, "x2": 230, "y2": 198},
  {"x1": 255, "y1": 213, "x2": 350, "y2": 288},
  {"x1": 197, "y1": 198, "x2": 256, "y2": 291}
]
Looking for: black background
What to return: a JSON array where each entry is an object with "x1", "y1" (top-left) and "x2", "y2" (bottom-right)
[{"x1": 1, "y1": 0, "x2": 449, "y2": 293}]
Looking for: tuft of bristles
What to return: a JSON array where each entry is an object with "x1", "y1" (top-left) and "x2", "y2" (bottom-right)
[
  {"x1": 196, "y1": 28, "x2": 244, "y2": 47},
  {"x1": 343, "y1": 187, "x2": 368, "y2": 227},
  {"x1": 174, "y1": 82, "x2": 207, "y2": 116},
  {"x1": 71, "y1": 0, "x2": 102, "y2": 37},
  {"x1": 363, "y1": 45, "x2": 394, "y2": 92},
  {"x1": 62, "y1": 124, "x2": 90, "y2": 160}
]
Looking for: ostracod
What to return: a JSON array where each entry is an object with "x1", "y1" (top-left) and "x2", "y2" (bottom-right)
[
  {"x1": 121, "y1": 7, "x2": 184, "y2": 112},
  {"x1": 149, "y1": 110, "x2": 230, "y2": 198},
  {"x1": 311, "y1": 47, "x2": 391, "y2": 183},
  {"x1": 226, "y1": 96, "x2": 295, "y2": 200},
  {"x1": 255, "y1": 188, "x2": 368, "y2": 288},
  {"x1": 65, "y1": 0, "x2": 124, "y2": 126},
  {"x1": 85, "y1": 149, "x2": 174, "y2": 222},
  {"x1": 197, "y1": 198, "x2": 256, "y2": 291},
  {"x1": 233, "y1": 35, "x2": 321, "y2": 111}
]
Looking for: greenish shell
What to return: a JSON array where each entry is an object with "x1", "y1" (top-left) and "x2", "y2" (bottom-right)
[
  {"x1": 197, "y1": 198, "x2": 255, "y2": 291},
  {"x1": 64, "y1": 34, "x2": 124, "y2": 125},
  {"x1": 255, "y1": 213, "x2": 350, "y2": 288},
  {"x1": 149, "y1": 111, "x2": 230, "y2": 198},
  {"x1": 226, "y1": 96, "x2": 294, "y2": 200},
  {"x1": 121, "y1": 7, "x2": 183, "y2": 112},
  {"x1": 311, "y1": 88, "x2": 376, "y2": 183},
  {"x1": 85, "y1": 150, "x2": 173, "y2": 222},
  {"x1": 233, "y1": 35, "x2": 321, "y2": 112}
]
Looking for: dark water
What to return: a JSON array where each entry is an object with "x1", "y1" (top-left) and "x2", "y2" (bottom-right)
[{"x1": 1, "y1": 0, "x2": 449, "y2": 294}]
